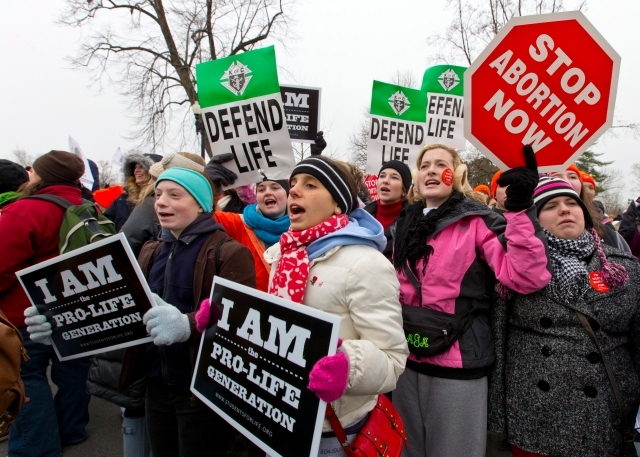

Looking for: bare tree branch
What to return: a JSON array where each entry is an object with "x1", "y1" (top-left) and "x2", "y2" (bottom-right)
[
  {"x1": 60, "y1": 0, "x2": 295, "y2": 154},
  {"x1": 427, "y1": 0, "x2": 587, "y2": 66}
]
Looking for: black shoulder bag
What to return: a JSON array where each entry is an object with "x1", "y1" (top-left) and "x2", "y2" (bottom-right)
[
  {"x1": 575, "y1": 311, "x2": 637, "y2": 457},
  {"x1": 401, "y1": 264, "x2": 478, "y2": 358}
]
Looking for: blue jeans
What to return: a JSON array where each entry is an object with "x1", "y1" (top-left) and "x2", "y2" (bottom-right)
[{"x1": 8, "y1": 328, "x2": 92, "y2": 457}]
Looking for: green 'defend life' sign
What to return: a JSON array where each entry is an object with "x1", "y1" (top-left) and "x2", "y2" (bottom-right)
[
  {"x1": 196, "y1": 46, "x2": 296, "y2": 188},
  {"x1": 366, "y1": 81, "x2": 427, "y2": 175},
  {"x1": 421, "y1": 65, "x2": 467, "y2": 151}
]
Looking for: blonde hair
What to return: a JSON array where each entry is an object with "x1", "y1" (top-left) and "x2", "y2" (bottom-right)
[{"x1": 414, "y1": 143, "x2": 486, "y2": 204}]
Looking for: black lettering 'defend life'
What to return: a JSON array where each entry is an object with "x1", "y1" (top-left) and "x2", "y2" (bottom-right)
[
  {"x1": 260, "y1": 139, "x2": 277, "y2": 168},
  {"x1": 218, "y1": 108, "x2": 233, "y2": 140},
  {"x1": 242, "y1": 104, "x2": 257, "y2": 135},
  {"x1": 428, "y1": 95, "x2": 463, "y2": 118},
  {"x1": 370, "y1": 118, "x2": 380, "y2": 140},
  {"x1": 254, "y1": 101, "x2": 270, "y2": 134},
  {"x1": 205, "y1": 112, "x2": 220, "y2": 143},
  {"x1": 267, "y1": 99, "x2": 283, "y2": 131},
  {"x1": 231, "y1": 145, "x2": 249, "y2": 173}
]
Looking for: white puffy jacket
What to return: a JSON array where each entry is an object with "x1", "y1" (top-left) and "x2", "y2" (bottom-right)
[{"x1": 264, "y1": 243, "x2": 408, "y2": 430}]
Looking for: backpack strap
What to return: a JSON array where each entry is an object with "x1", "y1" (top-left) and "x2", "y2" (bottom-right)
[
  {"x1": 193, "y1": 231, "x2": 231, "y2": 309},
  {"x1": 138, "y1": 241, "x2": 164, "y2": 280},
  {"x1": 24, "y1": 194, "x2": 72, "y2": 209},
  {"x1": 402, "y1": 263, "x2": 423, "y2": 307}
]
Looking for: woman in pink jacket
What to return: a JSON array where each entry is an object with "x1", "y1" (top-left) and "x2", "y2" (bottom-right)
[{"x1": 392, "y1": 144, "x2": 552, "y2": 457}]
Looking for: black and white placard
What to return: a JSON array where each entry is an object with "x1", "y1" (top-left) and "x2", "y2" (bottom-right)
[
  {"x1": 280, "y1": 85, "x2": 321, "y2": 142},
  {"x1": 16, "y1": 233, "x2": 154, "y2": 361},
  {"x1": 191, "y1": 277, "x2": 340, "y2": 457}
]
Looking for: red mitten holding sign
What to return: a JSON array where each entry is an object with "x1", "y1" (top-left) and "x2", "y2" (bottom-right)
[{"x1": 308, "y1": 351, "x2": 349, "y2": 402}]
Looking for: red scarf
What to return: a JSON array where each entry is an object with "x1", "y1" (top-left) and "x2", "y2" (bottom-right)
[
  {"x1": 376, "y1": 199, "x2": 404, "y2": 231},
  {"x1": 269, "y1": 214, "x2": 349, "y2": 303}
]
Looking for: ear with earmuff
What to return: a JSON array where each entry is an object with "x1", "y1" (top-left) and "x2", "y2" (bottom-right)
[{"x1": 453, "y1": 163, "x2": 468, "y2": 193}]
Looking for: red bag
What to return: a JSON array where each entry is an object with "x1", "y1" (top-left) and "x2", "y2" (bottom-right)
[{"x1": 325, "y1": 395, "x2": 408, "y2": 457}]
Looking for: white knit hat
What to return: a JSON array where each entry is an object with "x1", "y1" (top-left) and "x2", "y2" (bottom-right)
[{"x1": 149, "y1": 152, "x2": 205, "y2": 179}]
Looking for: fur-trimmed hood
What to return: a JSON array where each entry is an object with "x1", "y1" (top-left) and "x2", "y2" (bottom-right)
[{"x1": 122, "y1": 153, "x2": 162, "y2": 179}]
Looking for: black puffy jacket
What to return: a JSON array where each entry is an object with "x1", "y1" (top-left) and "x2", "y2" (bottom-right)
[{"x1": 86, "y1": 349, "x2": 146, "y2": 409}]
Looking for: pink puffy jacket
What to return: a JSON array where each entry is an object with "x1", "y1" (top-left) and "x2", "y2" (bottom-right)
[{"x1": 396, "y1": 198, "x2": 551, "y2": 379}]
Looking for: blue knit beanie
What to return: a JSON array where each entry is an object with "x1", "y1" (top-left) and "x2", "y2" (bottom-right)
[{"x1": 155, "y1": 167, "x2": 213, "y2": 213}]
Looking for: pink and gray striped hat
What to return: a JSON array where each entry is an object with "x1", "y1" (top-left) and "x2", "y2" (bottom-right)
[{"x1": 533, "y1": 177, "x2": 593, "y2": 227}]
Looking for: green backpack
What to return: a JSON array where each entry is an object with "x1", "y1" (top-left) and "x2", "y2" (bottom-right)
[{"x1": 27, "y1": 194, "x2": 116, "y2": 253}]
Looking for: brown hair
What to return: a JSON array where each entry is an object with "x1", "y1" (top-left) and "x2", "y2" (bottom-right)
[
  {"x1": 415, "y1": 144, "x2": 485, "y2": 204},
  {"x1": 17, "y1": 178, "x2": 43, "y2": 198}
]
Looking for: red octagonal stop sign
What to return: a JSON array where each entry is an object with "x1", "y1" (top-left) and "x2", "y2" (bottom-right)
[{"x1": 464, "y1": 11, "x2": 620, "y2": 172}]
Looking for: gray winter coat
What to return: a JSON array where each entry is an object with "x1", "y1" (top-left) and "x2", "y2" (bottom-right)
[
  {"x1": 489, "y1": 245, "x2": 640, "y2": 457},
  {"x1": 121, "y1": 195, "x2": 160, "y2": 257}
]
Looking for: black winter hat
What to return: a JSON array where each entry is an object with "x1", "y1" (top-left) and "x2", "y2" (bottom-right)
[
  {"x1": 258, "y1": 173, "x2": 290, "y2": 195},
  {"x1": 379, "y1": 160, "x2": 412, "y2": 191},
  {"x1": 0, "y1": 159, "x2": 29, "y2": 193}
]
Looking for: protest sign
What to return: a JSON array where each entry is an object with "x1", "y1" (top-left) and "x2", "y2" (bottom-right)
[
  {"x1": 112, "y1": 148, "x2": 125, "y2": 169},
  {"x1": 421, "y1": 65, "x2": 467, "y2": 150},
  {"x1": 366, "y1": 81, "x2": 426, "y2": 175},
  {"x1": 280, "y1": 85, "x2": 321, "y2": 142},
  {"x1": 464, "y1": 11, "x2": 620, "y2": 171},
  {"x1": 68, "y1": 136, "x2": 94, "y2": 190},
  {"x1": 196, "y1": 46, "x2": 296, "y2": 188},
  {"x1": 364, "y1": 174, "x2": 379, "y2": 202},
  {"x1": 191, "y1": 277, "x2": 341, "y2": 457},
  {"x1": 16, "y1": 233, "x2": 153, "y2": 361}
]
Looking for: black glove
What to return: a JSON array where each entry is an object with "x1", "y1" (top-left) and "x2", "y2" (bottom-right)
[
  {"x1": 204, "y1": 153, "x2": 238, "y2": 191},
  {"x1": 496, "y1": 145, "x2": 539, "y2": 212},
  {"x1": 310, "y1": 131, "x2": 327, "y2": 156}
]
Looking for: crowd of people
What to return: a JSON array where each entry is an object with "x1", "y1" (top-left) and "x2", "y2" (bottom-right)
[{"x1": 0, "y1": 137, "x2": 639, "y2": 457}]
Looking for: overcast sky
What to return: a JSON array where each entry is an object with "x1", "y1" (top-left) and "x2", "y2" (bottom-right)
[{"x1": 1, "y1": 0, "x2": 638, "y2": 196}]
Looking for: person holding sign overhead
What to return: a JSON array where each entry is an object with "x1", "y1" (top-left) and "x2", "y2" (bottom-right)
[
  {"x1": 117, "y1": 167, "x2": 256, "y2": 457},
  {"x1": 392, "y1": 144, "x2": 551, "y2": 457},
  {"x1": 264, "y1": 156, "x2": 409, "y2": 455},
  {"x1": 1, "y1": 151, "x2": 92, "y2": 457},
  {"x1": 489, "y1": 177, "x2": 640, "y2": 457}
]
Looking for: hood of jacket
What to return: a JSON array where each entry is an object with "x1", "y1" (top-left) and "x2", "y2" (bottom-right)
[
  {"x1": 123, "y1": 153, "x2": 155, "y2": 179},
  {"x1": 306, "y1": 208, "x2": 387, "y2": 261},
  {"x1": 158, "y1": 213, "x2": 225, "y2": 243}
]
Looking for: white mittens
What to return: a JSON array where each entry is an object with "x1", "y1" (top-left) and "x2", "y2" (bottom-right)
[
  {"x1": 142, "y1": 294, "x2": 191, "y2": 346},
  {"x1": 24, "y1": 306, "x2": 52, "y2": 345}
]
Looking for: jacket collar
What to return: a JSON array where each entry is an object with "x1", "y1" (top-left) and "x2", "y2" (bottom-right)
[{"x1": 158, "y1": 213, "x2": 225, "y2": 244}]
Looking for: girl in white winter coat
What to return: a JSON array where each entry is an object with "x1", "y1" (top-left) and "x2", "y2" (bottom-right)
[{"x1": 265, "y1": 156, "x2": 409, "y2": 455}]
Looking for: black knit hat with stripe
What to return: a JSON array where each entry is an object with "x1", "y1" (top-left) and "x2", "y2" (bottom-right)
[{"x1": 290, "y1": 157, "x2": 356, "y2": 214}]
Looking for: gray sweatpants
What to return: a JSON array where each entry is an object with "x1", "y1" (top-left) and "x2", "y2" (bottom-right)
[{"x1": 393, "y1": 369, "x2": 487, "y2": 457}]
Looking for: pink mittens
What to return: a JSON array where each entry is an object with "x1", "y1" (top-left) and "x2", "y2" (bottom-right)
[
  {"x1": 308, "y1": 351, "x2": 349, "y2": 402},
  {"x1": 195, "y1": 299, "x2": 211, "y2": 333},
  {"x1": 195, "y1": 299, "x2": 223, "y2": 333}
]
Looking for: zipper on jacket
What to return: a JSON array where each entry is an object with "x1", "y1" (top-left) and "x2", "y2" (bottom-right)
[{"x1": 160, "y1": 241, "x2": 179, "y2": 382}]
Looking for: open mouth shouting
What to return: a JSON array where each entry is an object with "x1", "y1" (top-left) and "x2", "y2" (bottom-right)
[
  {"x1": 423, "y1": 179, "x2": 440, "y2": 188},
  {"x1": 157, "y1": 211, "x2": 174, "y2": 221},
  {"x1": 263, "y1": 196, "x2": 278, "y2": 209},
  {"x1": 288, "y1": 203, "x2": 305, "y2": 221}
]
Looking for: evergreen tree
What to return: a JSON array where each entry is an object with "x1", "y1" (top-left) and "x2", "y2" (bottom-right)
[{"x1": 575, "y1": 150, "x2": 612, "y2": 194}]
